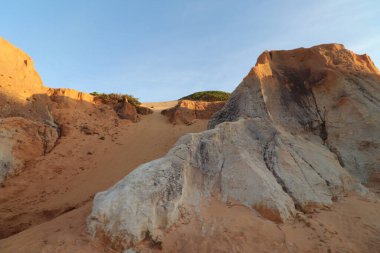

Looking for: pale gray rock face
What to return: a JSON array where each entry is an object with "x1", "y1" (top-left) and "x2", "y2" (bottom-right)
[
  {"x1": 87, "y1": 44, "x2": 379, "y2": 249},
  {"x1": 210, "y1": 44, "x2": 380, "y2": 182}
]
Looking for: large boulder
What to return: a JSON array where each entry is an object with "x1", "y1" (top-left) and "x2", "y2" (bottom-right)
[
  {"x1": 87, "y1": 117, "x2": 367, "y2": 248},
  {"x1": 87, "y1": 44, "x2": 379, "y2": 250}
]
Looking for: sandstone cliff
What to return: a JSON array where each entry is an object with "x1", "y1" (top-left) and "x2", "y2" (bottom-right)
[
  {"x1": 0, "y1": 38, "x2": 138, "y2": 183},
  {"x1": 87, "y1": 44, "x2": 380, "y2": 250},
  {"x1": 0, "y1": 38, "x2": 59, "y2": 182}
]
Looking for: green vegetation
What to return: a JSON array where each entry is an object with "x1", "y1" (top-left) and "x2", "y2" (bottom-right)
[
  {"x1": 181, "y1": 90, "x2": 231, "y2": 102},
  {"x1": 90, "y1": 92, "x2": 141, "y2": 107}
]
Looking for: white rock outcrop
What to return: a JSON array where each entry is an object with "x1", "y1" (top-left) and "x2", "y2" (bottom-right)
[
  {"x1": 87, "y1": 44, "x2": 379, "y2": 249},
  {"x1": 209, "y1": 44, "x2": 380, "y2": 182}
]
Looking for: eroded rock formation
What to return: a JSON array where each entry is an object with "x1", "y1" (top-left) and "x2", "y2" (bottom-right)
[
  {"x1": 0, "y1": 38, "x2": 140, "y2": 183},
  {"x1": 162, "y1": 100, "x2": 225, "y2": 125},
  {"x1": 209, "y1": 44, "x2": 380, "y2": 182},
  {"x1": 0, "y1": 38, "x2": 60, "y2": 182},
  {"x1": 87, "y1": 44, "x2": 380, "y2": 250}
]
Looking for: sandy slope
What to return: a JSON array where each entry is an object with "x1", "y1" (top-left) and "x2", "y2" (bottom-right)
[
  {"x1": 1, "y1": 101, "x2": 379, "y2": 253},
  {"x1": 0, "y1": 82, "x2": 379, "y2": 253},
  {"x1": 1, "y1": 90, "x2": 379, "y2": 253},
  {"x1": 141, "y1": 193, "x2": 380, "y2": 253},
  {"x1": 0, "y1": 101, "x2": 208, "y2": 252},
  {"x1": 3, "y1": 193, "x2": 378, "y2": 253}
]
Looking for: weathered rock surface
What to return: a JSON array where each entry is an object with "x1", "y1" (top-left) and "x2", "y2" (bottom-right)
[
  {"x1": 87, "y1": 44, "x2": 379, "y2": 250},
  {"x1": 209, "y1": 44, "x2": 380, "y2": 182},
  {"x1": 162, "y1": 100, "x2": 225, "y2": 125},
  {"x1": 0, "y1": 117, "x2": 59, "y2": 182}
]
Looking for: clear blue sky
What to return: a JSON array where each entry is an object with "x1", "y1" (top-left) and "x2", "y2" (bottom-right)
[{"x1": 1, "y1": 0, "x2": 379, "y2": 101}]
